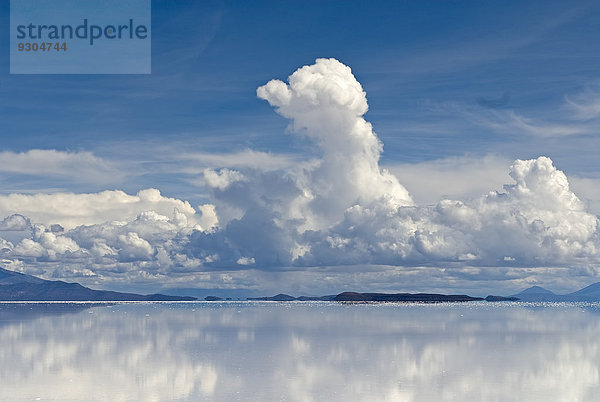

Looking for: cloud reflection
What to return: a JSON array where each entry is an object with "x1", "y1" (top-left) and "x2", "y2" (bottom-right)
[{"x1": 0, "y1": 302, "x2": 599, "y2": 401}]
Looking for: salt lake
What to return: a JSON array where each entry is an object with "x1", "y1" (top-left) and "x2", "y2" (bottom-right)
[{"x1": 0, "y1": 301, "x2": 598, "y2": 401}]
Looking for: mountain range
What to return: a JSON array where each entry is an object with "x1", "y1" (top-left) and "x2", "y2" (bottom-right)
[
  {"x1": 3, "y1": 266, "x2": 600, "y2": 302},
  {"x1": 0, "y1": 267, "x2": 196, "y2": 301},
  {"x1": 511, "y1": 283, "x2": 600, "y2": 302},
  {"x1": 245, "y1": 283, "x2": 600, "y2": 303}
]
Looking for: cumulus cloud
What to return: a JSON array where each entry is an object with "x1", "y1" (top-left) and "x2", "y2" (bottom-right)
[
  {"x1": 0, "y1": 58, "x2": 599, "y2": 288},
  {"x1": 0, "y1": 188, "x2": 219, "y2": 282},
  {"x1": 188, "y1": 59, "x2": 600, "y2": 271},
  {"x1": 301, "y1": 156, "x2": 598, "y2": 267},
  {"x1": 4, "y1": 206, "x2": 212, "y2": 281},
  {"x1": 257, "y1": 58, "x2": 413, "y2": 222},
  {"x1": 0, "y1": 214, "x2": 31, "y2": 231},
  {"x1": 0, "y1": 188, "x2": 206, "y2": 231},
  {"x1": 202, "y1": 168, "x2": 245, "y2": 191},
  {"x1": 386, "y1": 152, "x2": 600, "y2": 218}
]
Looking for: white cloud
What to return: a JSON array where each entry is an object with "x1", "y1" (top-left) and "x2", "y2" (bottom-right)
[
  {"x1": 202, "y1": 168, "x2": 245, "y2": 191},
  {"x1": 0, "y1": 214, "x2": 31, "y2": 231},
  {"x1": 301, "y1": 156, "x2": 598, "y2": 267},
  {"x1": 237, "y1": 257, "x2": 255, "y2": 266},
  {"x1": 180, "y1": 150, "x2": 299, "y2": 172},
  {"x1": 12, "y1": 239, "x2": 45, "y2": 259},
  {"x1": 117, "y1": 232, "x2": 155, "y2": 262},
  {"x1": 0, "y1": 149, "x2": 122, "y2": 183},
  {"x1": 188, "y1": 59, "x2": 600, "y2": 271},
  {"x1": 0, "y1": 59, "x2": 599, "y2": 289},
  {"x1": 256, "y1": 57, "x2": 414, "y2": 227},
  {"x1": 0, "y1": 189, "x2": 219, "y2": 281},
  {"x1": 494, "y1": 110, "x2": 589, "y2": 137},
  {"x1": 564, "y1": 83, "x2": 600, "y2": 120},
  {"x1": 196, "y1": 204, "x2": 219, "y2": 232},
  {"x1": 437, "y1": 80, "x2": 600, "y2": 139},
  {"x1": 389, "y1": 153, "x2": 600, "y2": 216},
  {"x1": 0, "y1": 188, "x2": 205, "y2": 231},
  {"x1": 445, "y1": 104, "x2": 590, "y2": 138}
]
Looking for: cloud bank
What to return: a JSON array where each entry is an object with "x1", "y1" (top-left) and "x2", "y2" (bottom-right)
[
  {"x1": 0, "y1": 58, "x2": 598, "y2": 288},
  {"x1": 0, "y1": 188, "x2": 211, "y2": 231}
]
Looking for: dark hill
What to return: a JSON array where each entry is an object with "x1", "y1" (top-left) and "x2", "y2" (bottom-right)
[
  {"x1": 334, "y1": 292, "x2": 483, "y2": 302},
  {"x1": 248, "y1": 293, "x2": 297, "y2": 301},
  {"x1": 0, "y1": 267, "x2": 196, "y2": 301}
]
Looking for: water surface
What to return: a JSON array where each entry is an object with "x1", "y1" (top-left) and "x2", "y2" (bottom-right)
[{"x1": 0, "y1": 301, "x2": 598, "y2": 401}]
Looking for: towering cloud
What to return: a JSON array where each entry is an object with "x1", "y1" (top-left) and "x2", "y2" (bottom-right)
[
  {"x1": 191, "y1": 59, "x2": 416, "y2": 266},
  {"x1": 256, "y1": 58, "x2": 413, "y2": 228}
]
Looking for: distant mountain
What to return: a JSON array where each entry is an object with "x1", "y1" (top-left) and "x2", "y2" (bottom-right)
[
  {"x1": 0, "y1": 267, "x2": 196, "y2": 301},
  {"x1": 0, "y1": 267, "x2": 44, "y2": 285},
  {"x1": 510, "y1": 286, "x2": 562, "y2": 302},
  {"x1": 515, "y1": 285, "x2": 556, "y2": 296},
  {"x1": 510, "y1": 283, "x2": 600, "y2": 302},
  {"x1": 566, "y1": 282, "x2": 600, "y2": 300}
]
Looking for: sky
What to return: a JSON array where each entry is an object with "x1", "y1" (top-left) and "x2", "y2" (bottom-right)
[{"x1": 1, "y1": 0, "x2": 600, "y2": 296}]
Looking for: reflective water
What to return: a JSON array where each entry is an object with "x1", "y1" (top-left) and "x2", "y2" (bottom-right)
[{"x1": 0, "y1": 301, "x2": 599, "y2": 401}]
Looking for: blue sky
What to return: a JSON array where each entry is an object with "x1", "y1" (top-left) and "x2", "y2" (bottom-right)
[
  {"x1": 1, "y1": 1, "x2": 599, "y2": 184},
  {"x1": 1, "y1": 0, "x2": 600, "y2": 295}
]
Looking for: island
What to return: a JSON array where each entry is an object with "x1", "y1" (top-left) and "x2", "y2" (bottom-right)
[
  {"x1": 245, "y1": 292, "x2": 519, "y2": 303},
  {"x1": 334, "y1": 292, "x2": 484, "y2": 302}
]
